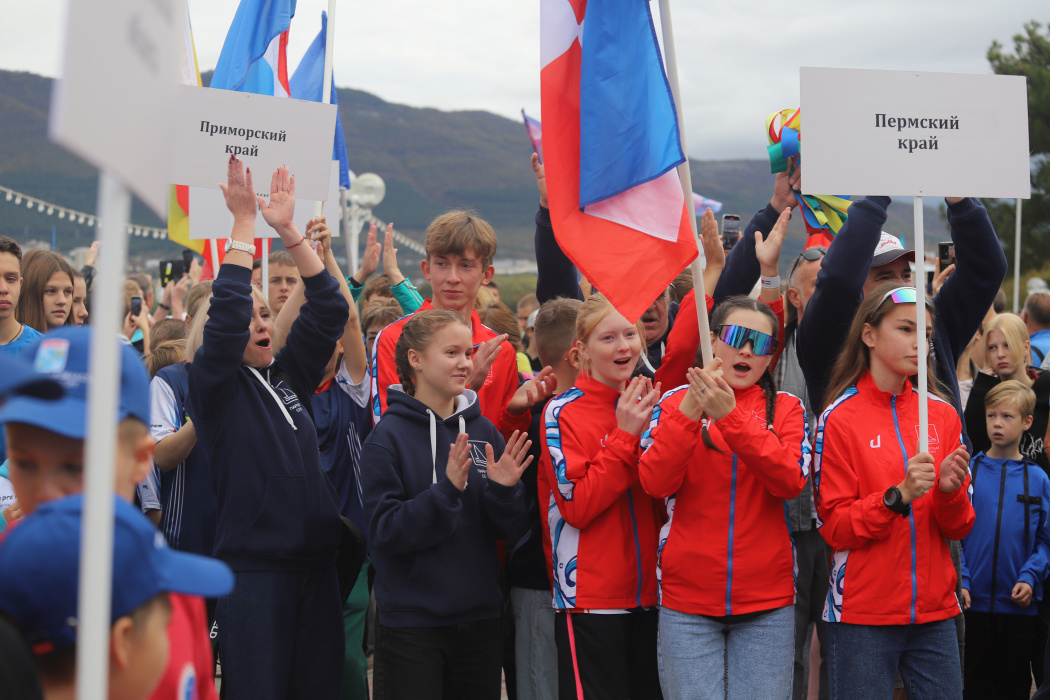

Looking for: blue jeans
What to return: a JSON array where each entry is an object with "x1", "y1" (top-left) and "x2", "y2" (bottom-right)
[
  {"x1": 658, "y1": 605, "x2": 794, "y2": 700},
  {"x1": 825, "y1": 619, "x2": 962, "y2": 700},
  {"x1": 216, "y1": 567, "x2": 344, "y2": 700},
  {"x1": 510, "y1": 587, "x2": 558, "y2": 700}
]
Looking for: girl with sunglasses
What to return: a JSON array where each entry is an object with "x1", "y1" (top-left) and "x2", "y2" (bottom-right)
[
  {"x1": 638, "y1": 290, "x2": 808, "y2": 699},
  {"x1": 816, "y1": 283, "x2": 974, "y2": 699}
]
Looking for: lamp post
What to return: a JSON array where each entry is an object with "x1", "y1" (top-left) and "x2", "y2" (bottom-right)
[{"x1": 344, "y1": 172, "x2": 385, "y2": 273}]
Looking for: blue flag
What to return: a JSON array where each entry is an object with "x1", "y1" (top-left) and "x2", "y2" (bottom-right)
[
  {"x1": 210, "y1": 0, "x2": 297, "y2": 94},
  {"x1": 290, "y1": 11, "x2": 351, "y2": 189},
  {"x1": 578, "y1": 0, "x2": 684, "y2": 208}
]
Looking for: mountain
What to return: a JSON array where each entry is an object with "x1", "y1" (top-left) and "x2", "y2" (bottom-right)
[{"x1": 0, "y1": 68, "x2": 949, "y2": 266}]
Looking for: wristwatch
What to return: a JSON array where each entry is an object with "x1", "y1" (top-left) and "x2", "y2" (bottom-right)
[
  {"x1": 224, "y1": 239, "x2": 257, "y2": 256},
  {"x1": 883, "y1": 486, "x2": 911, "y2": 517}
]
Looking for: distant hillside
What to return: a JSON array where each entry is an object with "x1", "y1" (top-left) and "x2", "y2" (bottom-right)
[{"x1": 0, "y1": 68, "x2": 949, "y2": 266}]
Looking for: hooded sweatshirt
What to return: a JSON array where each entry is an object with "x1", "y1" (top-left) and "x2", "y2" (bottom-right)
[
  {"x1": 362, "y1": 387, "x2": 528, "y2": 628},
  {"x1": 187, "y1": 265, "x2": 349, "y2": 572}
]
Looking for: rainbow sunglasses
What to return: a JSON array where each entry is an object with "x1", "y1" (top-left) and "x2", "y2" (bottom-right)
[
  {"x1": 713, "y1": 324, "x2": 779, "y2": 356},
  {"x1": 878, "y1": 286, "x2": 934, "y2": 309}
]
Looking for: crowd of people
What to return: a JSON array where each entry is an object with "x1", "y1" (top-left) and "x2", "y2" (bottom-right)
[{"x1": 0, "y1": 150, "x2": 1047, "y2": 700}]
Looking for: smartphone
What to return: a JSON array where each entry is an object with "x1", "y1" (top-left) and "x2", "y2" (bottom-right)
[
  {"x1": 159, "y1": 259, "x2": 184, "y2": 286},
  {"x1": 938, "y1": 241, "x2": 956, "y2": 269},
  {"x1": 722, "y1": 215, "x2": 741, "y2": 251},
  {"x1": 130, "y1": 295, "x2": 142, "y2": 318},
  {"x1": 182, "y1": 249, "x2": 194, "y2": 272}
]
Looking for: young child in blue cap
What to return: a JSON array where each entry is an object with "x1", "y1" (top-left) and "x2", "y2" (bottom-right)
[{"x1": 0, "y1": 493, "x2": 233, "y2": 700}]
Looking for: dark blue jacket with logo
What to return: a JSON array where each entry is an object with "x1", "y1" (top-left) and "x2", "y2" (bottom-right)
[
  {"x1": 362, "y1": 387, "x2": 528, "y2": 627},
  {"x1": 961, "y1": 453, "x2": 1050, "y2": 616},
  {"x1": 187, "y1": 264, "x2": 348, "y2": 572}
]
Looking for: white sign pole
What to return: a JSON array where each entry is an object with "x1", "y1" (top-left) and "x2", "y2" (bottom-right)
[
  {"x1": 77, "y1": 171, "x2": 130, "y2": 700},
  {"x1": 262, "y1": 239, "x2": 270, "y2": 305},
  {"x1": 914, "y1": 197, "x2": 929, "y2": 453},
  {"x1": 315, "y1": 0, "x2": 337, "y2": 220},
  {"x1": 211, "y1": 238, "x2": 221, "y2": 278},
  {"x1": 1014, "y1": 198, "x2": 1022, "y2": 313},
  {"x1": 657, "y1": 0, "x2": 712, "y2": 366}
]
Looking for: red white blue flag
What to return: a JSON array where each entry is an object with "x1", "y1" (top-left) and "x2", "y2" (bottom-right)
[
  {"x1": 540, "y1": 0, "x2": 697, "y2": 322},
  {"x1": 522, "y1": 109, "x2": 544, "y2": 164}
]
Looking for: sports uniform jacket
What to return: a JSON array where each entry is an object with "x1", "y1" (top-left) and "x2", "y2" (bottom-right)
[
  {"x1": 541, "y1": 372, "x2": 663, "y2": 610},
  {"x1": 370, "y1": 300, "x2": 529, "y2": 439},
  {"x1": 815, "y1": 373, "x2": 975, "y2": 625},
  {"x1": 639, "y1": 384, "x2": 809, "y2": 616}
]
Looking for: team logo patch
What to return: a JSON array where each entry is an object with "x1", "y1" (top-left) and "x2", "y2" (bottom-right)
[{"x1": 34, "y1": 338, "x2": 70, "y2": 373}]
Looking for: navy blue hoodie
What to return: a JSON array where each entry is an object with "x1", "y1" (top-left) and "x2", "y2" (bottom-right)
[
  {"x1": 797, "y1": 196, "x2": 1006, "y2": 447},
  {"x1": 187, "y1": 264, "x2": 349, "y2": 572},
  {"x1": 362, "y1": 387, "x2": 528, "y2": 628}
]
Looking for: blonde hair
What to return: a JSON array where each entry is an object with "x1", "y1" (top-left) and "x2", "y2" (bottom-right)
[
  {"x1": 185, "y1": 286, "x2": 280, "y2": 362},
  {"x1": 985, "y1": 379, "x2": 1036, "y2": 418},
  {"x1": 983, "y1": 313, "x2": 1030, "y2": 371},
  {"x1": 425, "y1": 211, "x2": 498, "y2": 269},
  {"x1": 147, "y1": 340, "x2": 188, "y2": 378},
  {"x1": 534, "y1": 297, "x2": 583, "y2": 368},
  {"x1": 394, "y1": 310, "x2": 471, "y2": 396},
  {"x1": 573, "y1": 293, "x2": 644, "y2": 376}
]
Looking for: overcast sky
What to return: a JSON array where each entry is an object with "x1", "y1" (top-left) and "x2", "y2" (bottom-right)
[{"x1": 0, "y1": 0, "x2": 1043, "y2": 159}]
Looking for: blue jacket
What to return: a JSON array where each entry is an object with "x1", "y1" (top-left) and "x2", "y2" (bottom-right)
[
  {"x1": 362, "y1": 387, "x2": 528, "y2": 627},
  {"x1": 187, "y1": 264, "x2": 349, "y2": 572},
  {"x1": 797, "y1": 197, "x2": 1006, "y2": 447},
  {"x1": 961, "y1": 453, "x2": 1050, "y2": 616}
]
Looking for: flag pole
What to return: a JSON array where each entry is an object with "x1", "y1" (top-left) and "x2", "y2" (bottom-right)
[
  {"x1": 315, "y1": 0, "x2": 337, "y2": 220},
  {"x1": 914, "y1": 196, "x2": 928, "y2": 452},
  {"x1": 76, "y1": 171, "x2": 129, "y2": 700},
  {"x1": 1013, "y1": 197, "x2": 1022, "y2": 313},
  {"x1": 656, "y1": 0, "x2": 712, "y2": 367},
  {"x1": 262, "y1": 238, "x2": 270, "y2": 304}
]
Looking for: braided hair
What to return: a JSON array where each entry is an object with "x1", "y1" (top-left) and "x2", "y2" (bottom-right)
[{"x1": 699, "y1": 296, "x2": 780, "y2": 451}]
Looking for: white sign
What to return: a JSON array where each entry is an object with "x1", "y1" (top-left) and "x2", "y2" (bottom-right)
[
  {"x1": 800, "y1": 67, "x2": 1031, "y2": 199},
  {"x1": 50, "y1": 0, "x2": 184, "y2": 217},
  {"x1": 188, "y1": 162, "x2": 341, "y2": 240},
  {"x1": 171, "y1": 85, "x2": 337, "y2": 200}
]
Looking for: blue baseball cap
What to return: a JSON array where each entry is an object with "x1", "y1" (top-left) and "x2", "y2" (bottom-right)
[
  {"x1": 0, "y1": 327, "x2": 150, "y2": 439},
  {"x1": 0, "y1": 494, "x2": 234, "y2": 654},
  {"x1": 0, "y1": 353, "x2": 63, "y2": 401}
]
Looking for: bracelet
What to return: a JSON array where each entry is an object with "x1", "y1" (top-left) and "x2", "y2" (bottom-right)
[
  {"x1": 286, "y1": 235, "x2": 307, "y2": 249},
  {"x1": 760, "y1": 275, "x2": 781, "y2": 290},
  {"x1": 157, "y1": 303, "x2": 171, "y2": 311}
]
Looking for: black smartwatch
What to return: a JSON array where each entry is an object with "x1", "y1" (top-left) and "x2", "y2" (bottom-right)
[{"x1": 883, "y1": 486, "x2": 911, "y2": 517}]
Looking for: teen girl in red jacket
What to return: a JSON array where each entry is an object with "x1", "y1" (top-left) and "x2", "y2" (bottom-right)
[
  {"x1": 540, "y1": 292, "x2": 664, "y2": 699},
  {"x1": 639, "y1": 294, "x2": 808, "y2": 699},
  {"x1": 815, "y1": 283, "x2": 974, "y2": 699}
]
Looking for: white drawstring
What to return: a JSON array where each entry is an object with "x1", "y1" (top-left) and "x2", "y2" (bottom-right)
[
  {"x1": 428, "y1": 409, "x2": 467, "y2": 484},
  {"x1": 248, "y1": 366, "x2": 298, "y2": 431}
]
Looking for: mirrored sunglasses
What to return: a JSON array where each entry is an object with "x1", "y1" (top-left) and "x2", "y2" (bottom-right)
[
  {"x1": 878, "y1": 286, "x2": 934, "y2": 310},
  {"x1": 714, "y1": 324, "x2": 779, "y2": 356}
]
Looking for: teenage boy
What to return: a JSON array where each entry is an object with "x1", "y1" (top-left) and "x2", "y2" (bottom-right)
[
  {"x1": 0, "y1": 235, "x2": 44, "y2": 464},
  {"x1": 961, "y1": 380, "x2": 1050, "y2": 699},
  {"x1": 0, "y1": 326, "x2": 224, "y2": 700},
  {"x1": 370, "y1": 210, "x2": 555, "y2": 436},
  {"x1": 0, "y1": 493, "x2": 233, "y2": 700},
  {"x1": 266, "y1": 250, "x2": 300, "y2": 315},
  {"x1": 510, "y1": 297, "x2": 582, "y2": 700}
]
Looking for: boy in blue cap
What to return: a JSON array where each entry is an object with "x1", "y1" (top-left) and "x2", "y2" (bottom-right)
[
  {"x1": 0, "y1": 326, "x2": 225, "y2": 700},
  {"x1": 0, "y1": 493, "x2": 233, "y2": 700}
]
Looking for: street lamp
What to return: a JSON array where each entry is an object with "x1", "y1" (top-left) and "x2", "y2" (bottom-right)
[{"x1": 343, "y1": 172, "x2": 386, "y2": 273}]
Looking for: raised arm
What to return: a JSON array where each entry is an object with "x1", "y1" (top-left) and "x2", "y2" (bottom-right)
[
  {"x1": 718, "y1": 393, "x2": 809, "y2": 499},
  {"x1": 532, "y1": 154, "x2": 583, "y2": 303},
  {"x1": 638, "y1": 388, "x2": 697, "y2": 499}
]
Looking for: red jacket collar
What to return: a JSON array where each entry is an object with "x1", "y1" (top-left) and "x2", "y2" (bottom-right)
[{"x1": 857, "y1": 371, "x2": 915, "y2": 407}]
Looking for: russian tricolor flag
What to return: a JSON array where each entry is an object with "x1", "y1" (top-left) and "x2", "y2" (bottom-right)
[
  {"x1": 210, "y1": 0, "x2": 296, "y2": 96},
  {"x1": 541, "y1": 0, "x2": 697, "y2": 322}
]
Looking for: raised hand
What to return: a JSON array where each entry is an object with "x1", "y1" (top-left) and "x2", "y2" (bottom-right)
[
  {"x1": 85, "y1": 240, "x2": 101, "y2": 267},
  {"x1": 306, "y1": 216, "x2": 332, "y2": 259},
  {"x1": 616, "y1": 376, "x2": 661, "y2": 438},
  {"x1": 218, "y1": 155, "x2": 258, "y2": 221},
  {"x1": 531, "y1": 153, "x2": 548, "y2": 209},
  {"x1": 381, "y1": 224, "x2": 406, "y2": 285},
  {"x1": 467, "y1": 335, "x2": 506, "y2": 391},
  {"x1": 755, "y1": 207, "x2": 792, "y2": 276},
  {"x1": 446, "y1": 433, "x2": 473, "y2": 491},
  {"x1": 486, "y1": 430, "x2": 534, "y2": 487},
  {"x1": 900, "y1": 450, "x2": 937, "y2": 503},
  {"x1": 258, "y1": 166, "x2": 297, "y2": 239},
  {"x1": 356, "y1": 223, "x2": 381, "y2": 282},
  {"x1": 771, "y1": 156, "x2": 801, "y2": 212},
  {"x1": 700, "y1": 208, "x2": 724, "y2": 269},
  {"x1": 508, "y1": 366, "x2": 558, "y2": 415},
  {"x1": 937, "y1": 445, "x2": 970, "y2": 494}
]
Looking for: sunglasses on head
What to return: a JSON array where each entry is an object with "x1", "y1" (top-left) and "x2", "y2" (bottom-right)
[
  {"x1": 787, "y1": 246, "x2": 828, "y2": 281},
  {"x1": 877, "y1": 286, "x2": 934, "y2": 310},
  {"x1": 714, "y1": 324, "x2": 779, "y2": 356}
]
